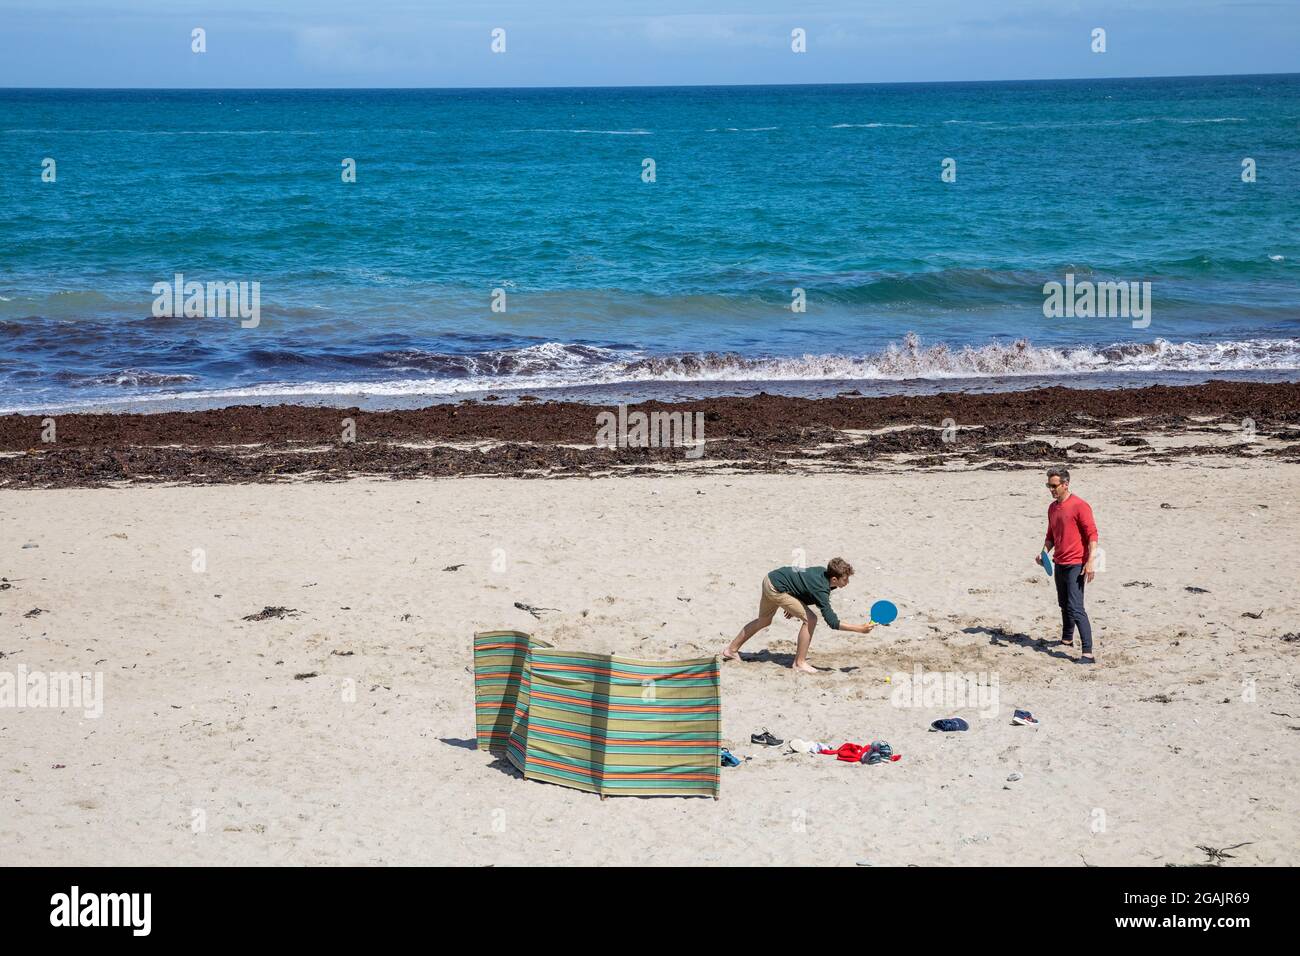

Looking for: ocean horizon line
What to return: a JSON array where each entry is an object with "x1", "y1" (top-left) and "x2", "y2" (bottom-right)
[{"x1": 2, "y1": 71, "x2": 1298, "y2": 94}]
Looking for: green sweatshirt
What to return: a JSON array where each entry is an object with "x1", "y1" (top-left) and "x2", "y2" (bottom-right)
[{"x1": 767, "y1": 565, "x2": 841, "y2": 630}]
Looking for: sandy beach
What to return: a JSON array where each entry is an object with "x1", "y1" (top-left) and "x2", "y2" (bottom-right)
[{"x1": 2, "y1": 388, "x2": 1297, "y2": 866}]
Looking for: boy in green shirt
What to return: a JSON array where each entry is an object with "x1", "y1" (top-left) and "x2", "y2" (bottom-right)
[{"x1": 722, "y1": 557, "x2": 875, "y2": 673}]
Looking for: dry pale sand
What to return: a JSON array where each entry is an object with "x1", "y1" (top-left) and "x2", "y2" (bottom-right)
[{"x1": 2, "y1": 460, "x2": 1297, "y2": 866}]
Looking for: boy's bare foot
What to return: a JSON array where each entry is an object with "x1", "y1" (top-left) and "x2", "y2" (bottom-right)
[{"x1": 793, "y1": 661, "x2": 819, "y2": 674}]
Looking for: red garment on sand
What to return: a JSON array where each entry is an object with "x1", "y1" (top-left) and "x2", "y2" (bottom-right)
[
  {"x1": 1046, "y1": 494, "x2": 1099, "y2": 565},
  {"x1": 819, "y1": 742, "x2": 903, "y2": 763},
  {"x1": 820, "y1": 742, "x2": 869, "y2": 762}
]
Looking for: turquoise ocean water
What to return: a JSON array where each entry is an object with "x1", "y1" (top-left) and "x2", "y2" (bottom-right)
[{"x1": 1, "y1": 75, "x2": 1298, "y2": 410}]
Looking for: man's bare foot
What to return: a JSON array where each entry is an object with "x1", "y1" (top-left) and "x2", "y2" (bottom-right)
[
  {"x1": 793, "y1": 661, "x2": 819, "y2": 674},
  {"x1": 721, "y1": 647, "x2": 742, "y2": 662}
]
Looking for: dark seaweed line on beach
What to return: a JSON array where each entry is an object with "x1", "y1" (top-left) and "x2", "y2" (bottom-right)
[{"x1": 2, "y1": 381, "x2": 1299, "y2": 489}]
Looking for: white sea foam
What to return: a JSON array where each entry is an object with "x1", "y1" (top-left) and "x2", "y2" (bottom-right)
[
  {"x1": 14, "y1": 336, "x2": 1292, "y2": 412},
  {"x1": 510, "y1": 128, "x2": 652, "y2": 135}
]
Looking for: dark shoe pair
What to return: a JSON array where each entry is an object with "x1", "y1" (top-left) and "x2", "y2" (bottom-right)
[
  {"x1": 750, "y1": 728, "x2": 783, "y2": 746},
  {"x1": 861, "y1": 741, "x2": 893, "y2": 764}
]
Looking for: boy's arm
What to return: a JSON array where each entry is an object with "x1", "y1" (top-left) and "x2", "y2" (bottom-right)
[
  {"x1": 820, "y1": 599, "x2": 877, "y2": 634},
  {"x1": 816, "y1": 595, "x2": 842, "y2": 631}
]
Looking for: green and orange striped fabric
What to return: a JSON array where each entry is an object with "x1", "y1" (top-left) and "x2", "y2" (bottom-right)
[
  {"x1": 473, "y1": 630, "x2": 552, "y2": 754},
  {"x1": 473, "y1": 633, "x2": 721, "y2": 798}
]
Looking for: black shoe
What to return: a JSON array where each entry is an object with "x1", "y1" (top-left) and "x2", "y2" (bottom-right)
[{"x1": 750, "y1": 729, "x2": 783, "y2": 746}]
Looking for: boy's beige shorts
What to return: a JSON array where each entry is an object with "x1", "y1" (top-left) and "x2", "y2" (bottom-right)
[{"x1": 759, "y1": 575, "x2": 810, "y2": 622}]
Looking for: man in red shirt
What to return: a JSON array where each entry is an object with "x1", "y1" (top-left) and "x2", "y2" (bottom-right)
[{"x1": 1036, "y1": 466, "x2": 1099, "y2": 663}]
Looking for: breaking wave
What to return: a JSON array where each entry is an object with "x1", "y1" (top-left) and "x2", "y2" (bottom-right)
[{"x1": 22, "y1": 335, "x2": 1291, "y2": 409}]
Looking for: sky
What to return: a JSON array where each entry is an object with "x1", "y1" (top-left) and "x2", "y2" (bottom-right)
[{"x1": 0, "y1": 0, "x2": 1296, "y2": 88}]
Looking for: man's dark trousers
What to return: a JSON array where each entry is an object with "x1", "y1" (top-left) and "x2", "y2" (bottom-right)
[{"x1": 1054, "y1": 563, "x2": 1092, "y2": 654}]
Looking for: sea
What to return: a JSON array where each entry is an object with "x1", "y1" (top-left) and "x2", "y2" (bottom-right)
[{"x1": 2, "y1": 74, "x2": 1298, "y2": 412}]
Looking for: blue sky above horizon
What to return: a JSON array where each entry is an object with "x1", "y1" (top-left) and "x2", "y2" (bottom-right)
[{"x1": 1, "y1": 1, "x2": 1297, "y2": 88}]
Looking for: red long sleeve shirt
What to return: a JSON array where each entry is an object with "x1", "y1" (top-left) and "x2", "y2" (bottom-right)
[{"x1": 1046, "y1": 494, "x2": 1099, "y2": 565}]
